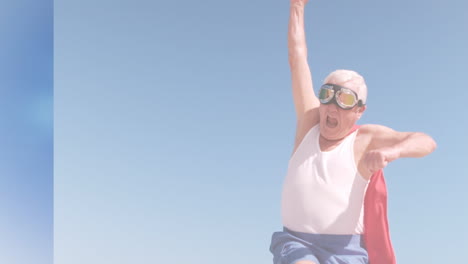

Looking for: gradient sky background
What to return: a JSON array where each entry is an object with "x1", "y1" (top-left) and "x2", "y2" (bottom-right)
[
  {"x1": 55, "y1": 0, "x2": 467, "y2": 263},
  {"x1": 0, "y1": 0, "x2": 53, "y2": 263}
]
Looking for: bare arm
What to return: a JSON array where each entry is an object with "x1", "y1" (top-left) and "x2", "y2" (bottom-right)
[
  {"x1": 359, "y1": 124, "x2": 437, "y2": 175},
  {"x1": 289, "y1": 0, "x2": 320, "y2": 153}
]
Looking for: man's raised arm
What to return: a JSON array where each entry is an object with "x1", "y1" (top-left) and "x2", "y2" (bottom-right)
[{"x1": 289, "y1": 0, "x2": 320, "y2": 151}]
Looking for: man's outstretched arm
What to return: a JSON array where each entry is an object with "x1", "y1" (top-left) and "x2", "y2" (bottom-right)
[
  {"x1": 360, "y1": 124, "x2": 437, "y2": 175},
  {"x1": 289, "y1": 0, "x2": 320, "y2": 153}
]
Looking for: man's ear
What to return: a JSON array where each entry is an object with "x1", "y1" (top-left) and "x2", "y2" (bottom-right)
[{"x1": 356, "y1": 105, "x2": 366, "y2": 119}]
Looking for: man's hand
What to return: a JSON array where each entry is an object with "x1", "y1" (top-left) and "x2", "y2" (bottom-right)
[
  {"x1": 291, "y1": 0, "x2": 309, "y2": 6},
  {"x1": 362, "y1": 147, "x2": 400, "y2": 174}
]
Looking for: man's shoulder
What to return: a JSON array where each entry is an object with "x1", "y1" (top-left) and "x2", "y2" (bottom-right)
[
  {"x1": 356, "y1": 124, "x2": 399, "y2": 150},
  {"x1": 355, "y1": 124, "x2": 387, "y2": 147},
  {"x1": 357, "y1": 124, "x2": 389, "y2": 135}
]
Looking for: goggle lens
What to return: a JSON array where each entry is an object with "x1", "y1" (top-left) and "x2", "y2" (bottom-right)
[
  {"x1": 337, "y1": 91, "x2": 357, "y2": 107},
  {"x1": 319, "y1": 88, "x2": 334, "y2": 102}
]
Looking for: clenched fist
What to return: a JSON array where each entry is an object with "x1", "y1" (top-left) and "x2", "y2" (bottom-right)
[
  {"x1": 291, "y1": 0, "x2": 309, "y2": 5},
  {"x1": 362, "y1": 147, "x2": 400, "y2": 174}
]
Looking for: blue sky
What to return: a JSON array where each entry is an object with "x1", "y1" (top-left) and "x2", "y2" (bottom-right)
[
  {"x1": 52, "y1": 0, "x2": 468, "y2": 263},
  {"x1": 0, "y1": 0, "x2": 52, "y2": 263}
]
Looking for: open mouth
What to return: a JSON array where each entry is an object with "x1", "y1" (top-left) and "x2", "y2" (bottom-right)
[{"x1": 326, "y1": 116, "x2": 338, "y2": 128}]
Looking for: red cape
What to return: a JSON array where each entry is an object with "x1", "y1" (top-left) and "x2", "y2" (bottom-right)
[{"x1": 349, "y1": 125, "x2": 396, "y2": 264}]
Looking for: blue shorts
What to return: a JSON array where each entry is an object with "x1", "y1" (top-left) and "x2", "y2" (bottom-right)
[{"x1": 269, "y1": 227, "x2": 368, "y2": 264}]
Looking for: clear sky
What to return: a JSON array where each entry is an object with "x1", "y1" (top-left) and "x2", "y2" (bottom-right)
[
  {"x1": 0, "y1": 0, "x2": 52, "y2": 263},
  {"x1": 54, "y1": 0, "x2": 467, "y2": 263}
]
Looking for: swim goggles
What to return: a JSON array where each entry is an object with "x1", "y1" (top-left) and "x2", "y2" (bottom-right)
[{"x1": 318, "y1": 83, "x2": 365, "y2": 110}]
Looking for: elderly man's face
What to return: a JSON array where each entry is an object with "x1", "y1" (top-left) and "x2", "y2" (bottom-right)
[{"x1": 318, "y1": 82, "x2": 365, "y2": 140}]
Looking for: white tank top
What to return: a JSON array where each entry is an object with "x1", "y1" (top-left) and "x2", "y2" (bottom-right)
[{"x1": 281, "y1": 125, "x2": 369, "y2": 235}]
